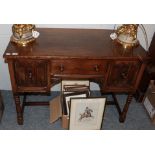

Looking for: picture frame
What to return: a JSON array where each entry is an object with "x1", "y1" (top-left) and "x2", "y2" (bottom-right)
[
  {"x1": 63, "y1": 85, "x2": 90, "y2": 93},
  {"x1": 61, "y1": 80, "x2": 90, "y2": 92},
  {"x1": 63, "y1": 92, "x2": 89, "y2": 115},
  {"x1": 69, "y1": 98, "x2": 106, "y2": 130}
]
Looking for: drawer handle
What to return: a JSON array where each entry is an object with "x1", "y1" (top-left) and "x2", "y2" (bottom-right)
[
  {"x1": 60, "y1": 64, "x2": 64, "y2": 72},
  {"x1": 121, "y1": 72, "x2": 128, "y2": 79},
  {"x1": 94, "y1": 65, "x2": 99, "y2": 72},
  {"x1": 28, "y1": 71, "x2": 32, "y2": 79}
]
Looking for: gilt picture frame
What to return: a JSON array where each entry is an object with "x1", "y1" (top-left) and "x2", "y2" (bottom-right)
[{"x1": 69, "y1": 98, "x2": 106, "y2": 130}]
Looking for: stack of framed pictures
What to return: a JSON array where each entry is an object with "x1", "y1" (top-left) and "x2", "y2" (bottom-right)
[
  {"x1": 61, "y1": 80, "x2": 106, "y2": 130},
  {"x1": 61, "y1": 80, "x2": 90, "y2": 117},
  {"x1": 50, "y1": 80, "x2": 106, "y2": 130}
]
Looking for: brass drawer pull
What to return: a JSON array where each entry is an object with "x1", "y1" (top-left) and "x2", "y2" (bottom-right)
[
  {"x1": 94, "y1": 65, "x2": 99, "y2": 72},
  {"x1": 121, "y1": 72, "x2": 128, "y2": 79},
  {"x1": 28, "y1": 71, "x2": 32, "y2": 79},
  {"x1": 60, "y1": 64, "x2": 64, "y2": 72}
]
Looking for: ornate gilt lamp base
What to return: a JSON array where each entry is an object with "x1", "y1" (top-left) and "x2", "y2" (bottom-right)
[
  {"x1": 115, "y1": 24, "x2": 139, "y2": 49},
  {"x1": 116, "y1": 37, "x2": 139, "y2": 49},
  {"x1": 11, "y1": 24, "x2": 36, "y2": 46},
  {"x1": 11, "y1": 36, "x2": 36, "y2": 46}
]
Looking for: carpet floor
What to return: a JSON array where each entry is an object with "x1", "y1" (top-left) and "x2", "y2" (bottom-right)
[{"x1": 0, "y1": 90, "x2": 155, "y2": 130}]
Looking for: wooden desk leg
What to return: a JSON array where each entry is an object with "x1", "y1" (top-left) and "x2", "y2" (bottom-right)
[
  {"x1": 0, "y1": 92, "x2": 4, "y2": 122},
  {"x1": 111, "y1": 93, "x2": 122, "y2": 115},
  {"x1": 14, "y1": 95, "x2": 23, "y2": 125},
  {"x1": 119, "y1": 94, "x2": 133, "y2": 123}
]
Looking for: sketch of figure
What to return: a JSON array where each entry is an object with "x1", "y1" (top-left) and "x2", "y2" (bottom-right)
[{"x1": 79, "y1": 107, "x2": 94, "y2": 121}]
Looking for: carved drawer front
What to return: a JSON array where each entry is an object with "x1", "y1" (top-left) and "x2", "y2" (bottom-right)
[
  {"x1": 52, "y1": 59, "x2": 108, "y2": 75},
  {"x1": 14, "y1": 60, "x2": 49, "y2": 91},
  {"x1": 107, "y1": 60, "x2": 141, "y2": 91}
]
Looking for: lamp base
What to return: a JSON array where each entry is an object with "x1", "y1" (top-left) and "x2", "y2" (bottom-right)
[
  {"x1": 11, "y1": 24, "x2": 36, "y2": 46},
  {"x1": 11, "y1": 35, "x2": 35, "y2": 46},
  {"x1": 116, "y1": 37, "x2": 139, "y2": 49}
]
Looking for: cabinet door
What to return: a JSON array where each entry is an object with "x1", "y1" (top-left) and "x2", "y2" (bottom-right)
[
  {"x1": 106, "y1": 60, "x2": 141, "y2": 92},
  {"x1": 14, "y1": 60, "x2": 50, "y2": 92}
]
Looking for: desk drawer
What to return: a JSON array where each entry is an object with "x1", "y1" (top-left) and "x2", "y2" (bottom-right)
[{"x1": 51, "y1": 59, "x2": 108, "y2": 75}]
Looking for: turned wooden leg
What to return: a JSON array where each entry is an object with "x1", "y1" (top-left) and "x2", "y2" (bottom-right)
[
  {"x1": 119, "y1": 94, "x2": 133, "y2": 123},
  {"x1": 14, "y1": 95, "x2": 23, "y2": 125},
  {"x1": 111, "y1": 93, "x2": 122, "y2": 115},
  {"x1": 0, "y1": 91, "x2": 4, "y2": 122}
]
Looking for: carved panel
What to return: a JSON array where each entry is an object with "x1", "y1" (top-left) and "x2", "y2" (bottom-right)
[
  {"x1": 14, "y1": 60, "x2": 48, "y2": 88},
  {"x1": 107, "y1": 60, "x2": 141, "y2": 90}
]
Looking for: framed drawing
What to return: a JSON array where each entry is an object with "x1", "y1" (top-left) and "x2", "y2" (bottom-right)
[{"x1": 69, "y1": 98, "x2": 106, "y2": 130}]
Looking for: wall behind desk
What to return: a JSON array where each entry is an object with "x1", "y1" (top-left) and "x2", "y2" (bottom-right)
[{"x1": 0, "y1": 24, "x2": 155, "y2": 90}]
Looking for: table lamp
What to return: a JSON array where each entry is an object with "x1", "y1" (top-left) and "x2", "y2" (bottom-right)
[
  {"x1": 112, "y1": 24, "x2": 148, "y2": 51},
  {"x1": 11, "y1": 24, "x2": 39, "y2": 46}
]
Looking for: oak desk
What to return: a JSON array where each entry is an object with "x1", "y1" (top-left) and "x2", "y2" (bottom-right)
[{"x1": 3, "y1": 28, "x2": 148, "y2": 125}]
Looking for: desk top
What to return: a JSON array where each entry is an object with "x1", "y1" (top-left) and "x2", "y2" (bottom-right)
[{"x1": 4, "y1": 28, "x2": 147, "y2": 59}]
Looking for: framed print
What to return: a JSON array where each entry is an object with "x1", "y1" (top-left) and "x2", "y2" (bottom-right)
[
  {"x1": 63, "y1": 92, "x2": 89, "y2": 115},
  {"x1": 69, "y1": 98, "x2": 106, "y2": 130},
  {"x1": 63, "y1": 85, "x2": 89, "y2": 92},
  {"x1": 61, "y1": 80, "x2": 90, "y2": 92}
]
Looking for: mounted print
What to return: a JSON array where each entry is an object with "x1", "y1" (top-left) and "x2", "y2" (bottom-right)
[{"x1": 69, "y1": 98, "x2": 106, "y2": 130}]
